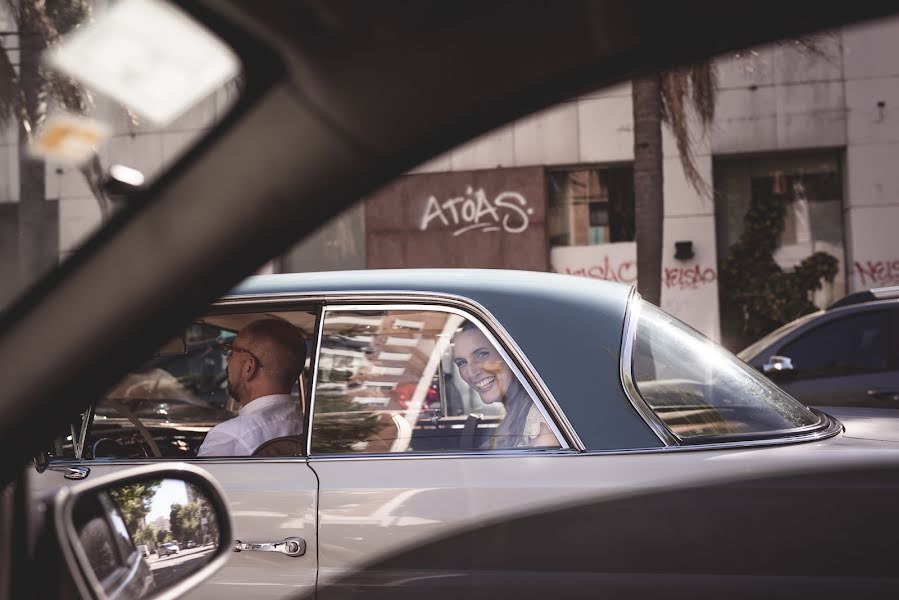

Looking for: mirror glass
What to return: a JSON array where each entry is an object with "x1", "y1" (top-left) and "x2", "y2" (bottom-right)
[{"x1": 70, "y1": 477, "x2": 222, "y2": 599}]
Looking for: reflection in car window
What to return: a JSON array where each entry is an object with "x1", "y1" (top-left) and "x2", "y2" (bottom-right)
[
  {"x1": 310, "y1": 309, "x2": 559, "y2": 454},
  {"x1": 779, "y1": 311, "x2": 891, "y2": 379},
  {"x1": 632, "y1": 301, "x2": 821, "y2": 441}
]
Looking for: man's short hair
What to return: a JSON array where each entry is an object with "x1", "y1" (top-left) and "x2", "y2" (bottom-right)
[{"x1": 240, "y1": 319, "x2": 307, "y2": 389}]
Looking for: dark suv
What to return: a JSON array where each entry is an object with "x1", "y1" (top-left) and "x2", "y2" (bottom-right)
[{"x1": 738, "y1": 286, "x2": 899, "y2": 409}]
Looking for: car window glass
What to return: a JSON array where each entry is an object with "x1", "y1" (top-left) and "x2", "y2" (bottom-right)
[
  {"x1": 52, "y1": 316, "x2": 310, "y2": 461},
  {"x1": 779, "y1": 311, "x2": 891, "y2": 379},
  {"x1": 81, "y1": 322, "x2": 237, "y2": 460},
  {"x1": 310, "y1": 308, "x2": 560, "y2": 454},
  {"x1": 632, "y1": 300, "x2": 821, "y2": 441}
]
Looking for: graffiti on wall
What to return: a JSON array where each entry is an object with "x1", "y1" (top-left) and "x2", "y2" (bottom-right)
[
  {"x1": 664, "y1": 266, "x2": 718, "y2": 290},
  {"x1": 420, "y1": 186, "x2": 533, "y2": 236},
  {"x1": 854, "y1": 259, "x2": 899, "y2": 287},
  {"x1": 554, "y1": 256, "x2": 637, "y2": 284},
  {"x1": 549, "y1": 243, "x2": 717, "y2": 289}
]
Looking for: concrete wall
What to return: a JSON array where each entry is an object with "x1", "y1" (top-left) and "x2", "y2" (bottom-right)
[
  {"x1": 37, "y1": 15, "x2": 899, "y2": 342},
  {"x1": 400, "y1": 19, "x2": 899, "y2": 341},
  {"x1": 365, "y1": 167, "x2": 548, "y2": 271},
  {"x1": 842, "y1": 16, "x2": 899, "y2": 288}
]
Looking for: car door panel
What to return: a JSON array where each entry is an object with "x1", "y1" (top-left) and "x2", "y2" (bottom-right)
[
  {"x1": 782, "y1": 371, "x2": 899, "y2": 408},
  {"x1": 31, "y1": 459, "x2": 318, "y2": 600},
  {"x1": 312, "y1": 444, "x2": 899, "y2": 597}
]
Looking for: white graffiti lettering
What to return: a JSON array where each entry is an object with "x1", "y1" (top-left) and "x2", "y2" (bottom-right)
[{"x1": 419, "y1": 186, "x2": 533, "y2": 236}]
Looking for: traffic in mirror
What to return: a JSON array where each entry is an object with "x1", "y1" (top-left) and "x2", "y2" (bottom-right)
[{"x1": 52, "y1": 464, "x2": 231, "y2": 600}]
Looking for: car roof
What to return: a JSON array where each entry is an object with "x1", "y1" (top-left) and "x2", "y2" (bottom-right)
[
  {"x1": 828, "y1": 286, "x2": 899, "y2": 309},
  {"x1": 3, "y1": 1, "x2": 899, "y2": 483},
  {"x1": 230, "y1": 269, "x2": 658, "y2": 450}
]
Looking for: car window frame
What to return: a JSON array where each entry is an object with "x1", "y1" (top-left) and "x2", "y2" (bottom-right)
[
  {"x1": 49, "y1": 306, "x2": 320, "y2": 466},
  {"x1": 307, "y1": 301, "x2": 571, "y2": 457},
  {"x1": 620, "y1": 290, "x2": 838, "y2": 448}
]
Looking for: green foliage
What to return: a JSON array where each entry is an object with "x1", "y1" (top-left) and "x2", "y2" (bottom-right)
[
  {"x1": 108, "y1": 480, "x2": 161, "y2": 532},
  {"x1": 720, "y1": 181, "x2": 838, "y2": 346},
  {"x1": 169, "y1": 502, "x2": 203, "y2": 544},
  {"x1": 132, "y1": 524, "x2": 157, "y2": 549},
  {"x1": 156, "y1": 529, "x2": 171, "y2": 545}
]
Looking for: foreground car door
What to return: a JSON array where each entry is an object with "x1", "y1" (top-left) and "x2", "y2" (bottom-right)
[{"x1": 30, "y1": 319, "x2": 319, "y2": 600}]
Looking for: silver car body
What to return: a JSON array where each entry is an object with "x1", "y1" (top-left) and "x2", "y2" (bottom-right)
[{"x1": 31, "y1": 270, "x2": 899, "y2": 598}]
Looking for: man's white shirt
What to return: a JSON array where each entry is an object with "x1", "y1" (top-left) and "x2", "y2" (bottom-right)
[{"x1": 197, "y1": 394, "x2": 302, "y2": 456}]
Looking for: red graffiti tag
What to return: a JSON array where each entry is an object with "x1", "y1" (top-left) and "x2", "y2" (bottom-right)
[
  {"x1": 663, "y1": 266, "x2": 717, "y2": 290},
  {"x1": 554, "y1": 256, "x2": 637, "y2": 284},
  {"x1": 854, "y1": 259, "x2": 899, "y2": 287}
]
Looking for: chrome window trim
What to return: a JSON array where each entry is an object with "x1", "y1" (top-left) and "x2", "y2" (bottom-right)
[
  {"x1": 74, "y1": 403, "x2": 94, "y2": 461},
  {"x1": 217, "y1": 290, "x2": 583, "y2": 451},
  {"x1": 306, "y1": 304, "x2": 327, "y2": 456},
  {"x1": 621, "y1": 290, "x2": 836, "y2": 448},
  {"x1": 308, "y1": 301, "x2": 571, "y2": 455},
  {"x1": 46, "y1": 409, "x2": 840, "y2": 466},
  {"x1": 619, "y1": 289, "x2": 678, "y2": 446}
]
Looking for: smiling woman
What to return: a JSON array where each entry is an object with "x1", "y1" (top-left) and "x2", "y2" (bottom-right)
[{"x1": 311, "y1": 307, "x2": 562, "y2": 454}]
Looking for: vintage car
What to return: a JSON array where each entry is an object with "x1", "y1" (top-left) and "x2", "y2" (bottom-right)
[{"x1": 31, "y1": 269, "x2": 899, "y2": 598}]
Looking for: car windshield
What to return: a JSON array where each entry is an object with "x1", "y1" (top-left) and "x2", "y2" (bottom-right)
[
  {"x1": 631, "y1": 300, "x2": 822, "y2": 442},
  {"x1": 0, "y1": 0, "x2": 242, "y2": 308}
]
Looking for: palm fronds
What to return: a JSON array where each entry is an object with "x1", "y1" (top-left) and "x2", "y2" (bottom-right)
[{"x1": 660, "y1": 63, "x2": 716, "y2": 196}]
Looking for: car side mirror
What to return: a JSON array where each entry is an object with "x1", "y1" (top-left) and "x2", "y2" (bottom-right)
[
  {"x1": 52, "y1": 464, "x2": 231, "y2": 600},
  {"x1": 762, "y1": 355, "x2": 795, "y2": 382}
]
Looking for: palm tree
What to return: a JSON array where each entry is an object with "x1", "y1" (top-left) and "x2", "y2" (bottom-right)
[
  {"x1": 631, "y1": 64, "x2": 716, "y2": 306},
  {"x1": 0, "y1": 0, "x2": 110, "y2": 304}
]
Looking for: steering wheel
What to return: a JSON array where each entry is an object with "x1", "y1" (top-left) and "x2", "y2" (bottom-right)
[{"x1": 109, "y1": 401, "x2": 163, "y2": 458}]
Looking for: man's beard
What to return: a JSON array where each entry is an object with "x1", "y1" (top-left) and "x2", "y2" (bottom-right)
[{"x1": 226, "y1": 377, "x2": 242, "y2": 404}]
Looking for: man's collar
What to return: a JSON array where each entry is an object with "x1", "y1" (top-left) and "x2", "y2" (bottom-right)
[{"x1": 238, "y1": 393, "x2": 294, "y2": 415}]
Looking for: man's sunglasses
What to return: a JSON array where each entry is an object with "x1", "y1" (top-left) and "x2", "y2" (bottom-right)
[{"x1": 220, "y1": 342, "x2": 263, "y2": 366}]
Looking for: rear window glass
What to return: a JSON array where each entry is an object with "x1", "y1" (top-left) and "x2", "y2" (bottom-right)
[{"x1": 631, "y1": 301, "x2": 821, "y2": 441}]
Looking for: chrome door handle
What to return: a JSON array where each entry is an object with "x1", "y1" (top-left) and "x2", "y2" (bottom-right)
[
  {"x1": 233, "y1": 537, "x2": 305, "y2": 557},
  {"x1": 48, "y1": 465, "x2": 90, "y2": 480}
]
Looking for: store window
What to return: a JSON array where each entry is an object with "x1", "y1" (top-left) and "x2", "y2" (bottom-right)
[{"x1": 547, "y1": 167, "x2": 634, "y2": 247}]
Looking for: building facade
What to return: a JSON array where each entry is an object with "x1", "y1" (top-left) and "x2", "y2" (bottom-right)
[
  {"x1": 286, "y1": 17, "x2": 899, "y2": 348},
  {"x1": 4, "y1": 14, "x2": 899, "y2": 350}
]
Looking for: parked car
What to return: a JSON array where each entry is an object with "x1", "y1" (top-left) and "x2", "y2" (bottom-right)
[
  {"x1": 739, "y1": 285, "x2": 899, "y2": 408},
  {"x1": 30, "y1": 269, "x2": 899, "y2": 598},
  {"x1": 136, "y1": 544, "x2": 151, "y2": 558},
  {"x1": 158, "y1": 542, "x2": 181, "y2": 558}
]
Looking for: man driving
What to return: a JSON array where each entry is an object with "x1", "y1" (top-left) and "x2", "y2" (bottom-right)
[{"x1": 197, "y1": 318, "x2": 306, "y2": 456}]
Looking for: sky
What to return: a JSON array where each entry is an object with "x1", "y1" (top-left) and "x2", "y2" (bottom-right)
[{"x1": 146, "y1": 478, "x2": 190, "y2": 523}]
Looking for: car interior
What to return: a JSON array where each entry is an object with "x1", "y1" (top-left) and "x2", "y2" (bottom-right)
[
  {"x1": 5, "y1": 1, "x2": 899, "y2": 597},
  {"x1": 57, "y1": 304, "x2": 550, "y2": 461}
]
